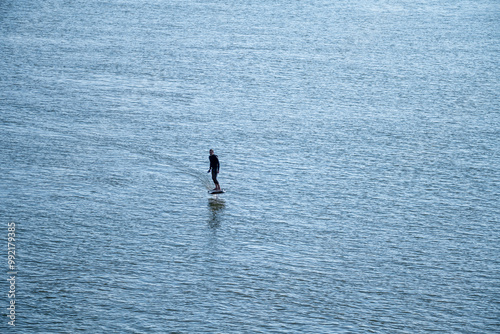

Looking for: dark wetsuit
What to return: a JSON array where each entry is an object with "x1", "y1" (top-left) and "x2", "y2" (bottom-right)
[{"x1": 209, "y1": 154, "x2": 220, "y2": 185}]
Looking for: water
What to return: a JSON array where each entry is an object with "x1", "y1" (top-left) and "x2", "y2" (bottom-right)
[{"x1": 1, "y1": 0, "x2": 499, "y2": 332}]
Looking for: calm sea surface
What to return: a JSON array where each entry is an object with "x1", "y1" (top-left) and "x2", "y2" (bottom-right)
[{"x1": 1, "y1": 0, "x2": 499, "y2": 333}]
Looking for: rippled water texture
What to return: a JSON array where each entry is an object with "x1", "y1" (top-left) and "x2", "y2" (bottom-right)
[{"x1": 1, "y1": 0, "x2": 499, "y2": 332}]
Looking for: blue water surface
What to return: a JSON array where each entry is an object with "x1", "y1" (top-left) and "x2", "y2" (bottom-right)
[{"x1": 1, "y1": 0, "x2": 499, "y2": 333}]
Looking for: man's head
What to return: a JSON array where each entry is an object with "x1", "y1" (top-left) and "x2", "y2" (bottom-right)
[{"x1": 209, "y1": 149, "x2": 214, "y2": 155}]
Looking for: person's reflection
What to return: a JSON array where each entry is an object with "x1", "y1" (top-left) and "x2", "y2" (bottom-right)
[{"x1": 208, "y1": 197, "x2": 225, "y2": 228}]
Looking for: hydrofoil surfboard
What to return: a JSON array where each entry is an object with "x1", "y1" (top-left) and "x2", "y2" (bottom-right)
[{"x1": 208, "y1": 189, "x2": 226, "y2": 194}]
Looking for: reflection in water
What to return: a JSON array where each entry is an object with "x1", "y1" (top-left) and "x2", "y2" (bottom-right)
[{"x1": 208, "y1": 197, "x2": 225, "y2": 228}]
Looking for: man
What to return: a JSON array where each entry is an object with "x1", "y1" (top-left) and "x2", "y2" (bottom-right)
[{"x1": 208, "y1": 149, "x2": 221, "y2": 190}]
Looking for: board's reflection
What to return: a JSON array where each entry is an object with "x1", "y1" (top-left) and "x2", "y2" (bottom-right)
[{"x1": 208, "y1": 197, "x2": 225, "y2": 228}]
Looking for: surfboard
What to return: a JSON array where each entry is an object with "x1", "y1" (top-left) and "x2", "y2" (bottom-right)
[{"x1": 208, "y1": 189, "x2": 226, "y2": 194}]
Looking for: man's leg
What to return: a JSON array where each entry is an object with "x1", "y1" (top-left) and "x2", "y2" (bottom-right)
[{"x1": 212, "y1": 171, "x2": 220, "y2": 190}]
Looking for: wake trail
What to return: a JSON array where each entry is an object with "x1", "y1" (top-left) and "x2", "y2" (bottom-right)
[
  {"x1": 33, "y1": 124, "x2": 213, "y2": 190},
  {"x1": 155, "y1": 161, "x2": 213, "y2": 190},
  {"x1": 126, "y1": 145, "x2": 213, "y2": 190}
]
